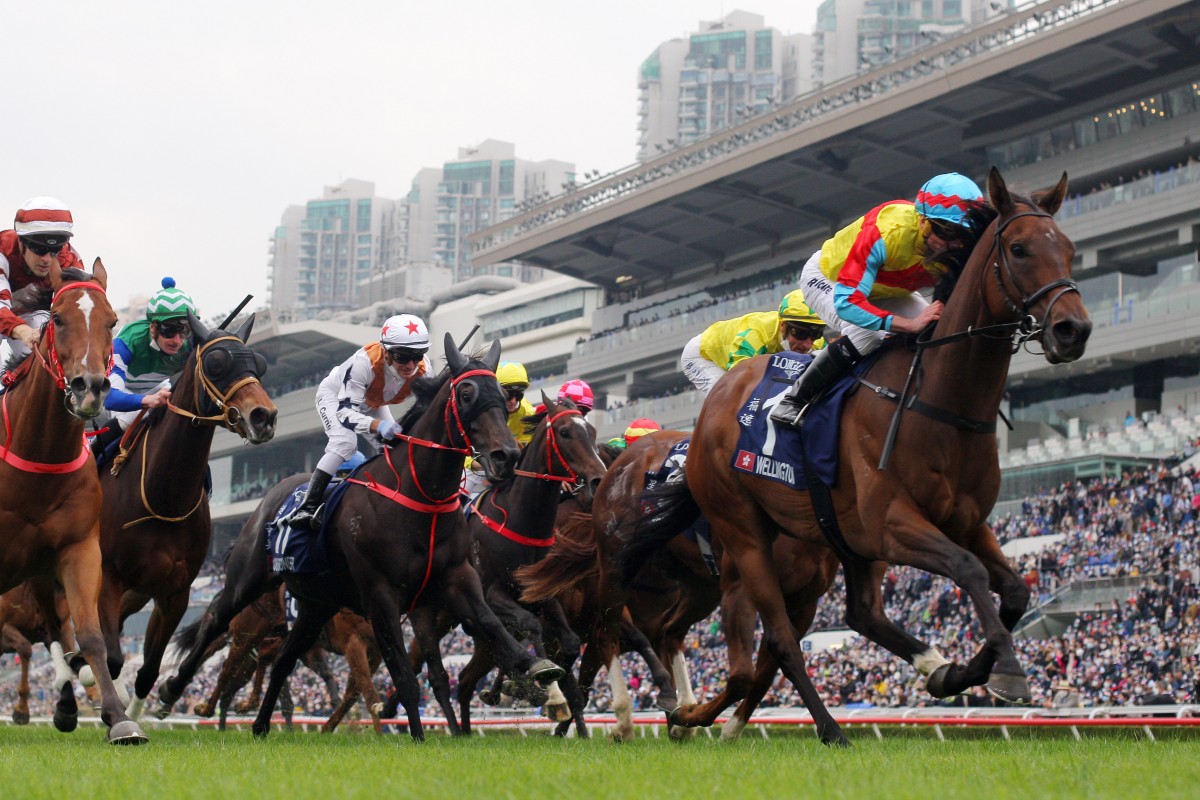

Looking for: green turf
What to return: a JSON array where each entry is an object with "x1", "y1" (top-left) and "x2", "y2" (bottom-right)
[{"x1": 1, "y1": 725, "x2": 1197, "y2": 800}]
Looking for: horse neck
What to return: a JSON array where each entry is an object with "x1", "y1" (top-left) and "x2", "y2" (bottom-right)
[
  {"x1": 919, "y1": 235, "x2": 1015, "y2": 422},
  {"x1": 136, "y1": 365, "x2": 217, "y2": 512},
  {"x1": 2, "y1": 354, "x2": 85, "y2": 463},
  {"x1": 396, "y1": 384, "x2": 465, "y2": 501},
  {"x1": 491, "y1": 426, "x2": 561, "y2": 533}
]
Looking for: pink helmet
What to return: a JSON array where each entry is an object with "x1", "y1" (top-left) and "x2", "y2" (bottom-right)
[{"x1": 557, "y1": 379, "x2": 594, "y2": 411}]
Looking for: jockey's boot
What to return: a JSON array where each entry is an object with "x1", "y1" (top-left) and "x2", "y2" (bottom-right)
[
  {"x1": 287, "y1": 469, "x2": 333, "y2": 531},
  {"x1": 769, "y1": 337, "x2": 864, "y2": 429},
  {"x1": 90, "y1": 420, "x2": 123, "y2": 461}
]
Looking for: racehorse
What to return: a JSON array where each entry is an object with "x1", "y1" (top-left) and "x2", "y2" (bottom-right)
[
  {"x1": 98, "y1": 310, "x2": 277, "y2": 718},
  {"x1": 0, "y1": 582, "x2": 72, "y2": 724},
  {"x1": 157, "y1": 335, "x2": 564, "y2": 740},
  {"x1": 662, "y1": 169, "x2": 1089, "y2": 716},
  {"x1": 177, "y1": 587, "x2": 343, "y2": 731},
  {"x1": 0, "y1": 261, "x2": 146, "y2": 743},
  {"x1": 446, "y1": 396, "x2": 607, "y2": 731}
]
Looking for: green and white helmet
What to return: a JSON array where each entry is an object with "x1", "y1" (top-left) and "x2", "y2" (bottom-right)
[{"x1": 146, "y1": 277, "x2": 196, "y2": 321}]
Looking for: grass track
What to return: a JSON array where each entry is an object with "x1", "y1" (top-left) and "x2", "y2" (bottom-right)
[{"x1": 2, "y1": 725, "x2": 1198, "y2": 799}]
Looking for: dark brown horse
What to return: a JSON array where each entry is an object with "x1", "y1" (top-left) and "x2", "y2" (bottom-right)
[
  {"x1": 0, "y1": 261, "x2": 146, "y2": 743},
  {"x1": 98, "y1": 310, "x2": 276, "y2": 719},
  {"x1": 158, "y1": 335, "x2": 564, "y2": 740},
  {"x1": 417, "y1": 396, "x2": 607, "y2": 733},
  {"x1": 177, "y1": 587, "x2": 343, "y2": 730},
  {"x1": 0, "y1": 582, "x2": 72, "y2": 724},
  {"x1": 674, "y1": 169, "x2": 1090, "y2": 720}
]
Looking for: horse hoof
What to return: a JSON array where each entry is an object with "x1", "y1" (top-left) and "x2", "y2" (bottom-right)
[
  {"x1": 986, "y1": 673, "x2": 1031, "y2": 705},
  {"x1": 12, "y1": 710, "x2": 30, "y2": 726},
  {"x1": 668, "y1": 724, "x2": 696, "y2": 742},
  {"x1": 925, "y1": 663, "x2": 957, "y2": 698},
  {"x1": 78, "y1": 665, "x2": 96, "y2": 687},
  {"x1": 822, "y1": 733, "x2": 851, "y2": 748},
  {"x1": 656, "y1": 691, "x2": 679, "y2": 714},
  {"x1": 545, "y1": 702, "x2": 571, "y2": 723},
  {"x1": 610, "y1": 728, "x2": 634, "y2": 744},
  {"x1": 527, "y1": 659, "x2": 565, "y2": 686},
  {"x1": 108, "y1": 720, "x2": 148, "y2": 746},
  {"x1": 252, "y1": 724, "x2": 269, "y2": 739},
  {"x1": 53, "y1": 711, "x2": 79, "y2": 733},
  {"x1": 479, "y1": 689, "x2": 500, "y2": 706},
  {"x1": 194, "y1": 702, "x2": 214, "y2": 718}
]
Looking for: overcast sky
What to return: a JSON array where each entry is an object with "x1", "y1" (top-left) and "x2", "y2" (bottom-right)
[{"x1": 8, "y1": 1, "x2": 825, "y2": 318}]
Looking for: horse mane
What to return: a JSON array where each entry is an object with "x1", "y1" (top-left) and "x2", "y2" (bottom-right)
[
  {"x1": 929, "y1": 200, "x2": 998, "y2": 304},
  {"x1": 515, "y1": 512, "x2": 597, "y2": 604},
  {"x1": 597, "y1": 442, "x2": 624, "y2": 467},
  {"x1": 396, "y1": 369, "x2": 450, "y2": 433}
]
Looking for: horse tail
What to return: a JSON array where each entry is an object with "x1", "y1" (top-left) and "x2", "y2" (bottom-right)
[
  {"x1": 616, "y1": 476, "x2": 701, "y2": 589},
  {"x1": 172, "y1": 602, "x2": 214, "y2": 652},
  {"x1": 516, "y1": 513, "x2": 597, "y2": 604}
]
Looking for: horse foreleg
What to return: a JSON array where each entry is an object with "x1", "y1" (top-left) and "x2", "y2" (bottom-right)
[
  {"x1": 884, "y1": 520, "x2": 1029, "y2": 703},
  {"x1": 56, "y1": 540, "x2": 146, "y2": 744},
  {"x1": 967, "y1": 523, "x2": 1030, "y2": 631},
  {"x1": 131, "y1": 590, "x2": 189, "y2": 717},
  {"x1": 410, "y1": 608, "x2": 460, "y2": 735},
  {"x1": 617, "y1": 613, "x2": 677, "y2": 713},
  {"x1": 366, "y1": 589, "x2": 426, "y2": 742},
  {"x1": 3, "y1": 625, "x2": 33, "y2": 724},
  {"x1": 455, "y1": 649, "x2": 495, "y2": 736},
  {"x1": 539, "y1": 600, "x2": 587, "y2": 738},
  {"x1": 307, "y1": 647, "x2": 343, "y2": 710},
  {"x1": 251, "y1": 600, "x2": 334, "y2": 738},
  {"x1": 722, "y1": 640, "x2": 777, "y2": 741},
  {"x1": 606, "y1": 653, "x2": 636, "y2": 743},
  {"x1": 670, "y1": 583, "x2": 756, "y2": 732},
  {"x1": 96, "y1": 577, "x2": 127, "y2": 684}
]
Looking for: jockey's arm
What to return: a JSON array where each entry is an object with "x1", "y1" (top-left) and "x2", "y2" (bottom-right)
[
  {"x1": 105, "y1": 338, "x2": 147, "y2": 412},
  {"x1": 333, "y1": 353, "x2": 383, "y2": 436}
]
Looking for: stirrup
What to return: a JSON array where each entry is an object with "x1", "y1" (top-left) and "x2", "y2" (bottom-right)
[
  {"x1": 770, "y1": 398, "x2": 809, "y2": 429},
  {"x1": 287, "y1": 503, "x2": 324, "y2": 531}
]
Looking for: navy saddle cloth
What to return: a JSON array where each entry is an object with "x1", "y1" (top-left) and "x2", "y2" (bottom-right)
[
  {"x1": 643, "y1": 437, "x2": 714, "y2": 557},
  {"x1": 729, "y1": 349, "x2": 878, "y2": 489},
  {"x1": 266, "y1": 477, "x2": 354, "y2": 574}
]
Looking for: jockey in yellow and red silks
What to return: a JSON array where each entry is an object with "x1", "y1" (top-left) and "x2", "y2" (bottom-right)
[{"x1": 771, "y1": 172, "x2": 984, "y2": 427}]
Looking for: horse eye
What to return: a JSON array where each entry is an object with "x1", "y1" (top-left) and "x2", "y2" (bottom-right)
[
  {"x1": 52, "y1": 314, "x2": 63, "y2": 326},
  {"x1": 1011, "y1": 244, "x2": 1028, "y2": 258}
]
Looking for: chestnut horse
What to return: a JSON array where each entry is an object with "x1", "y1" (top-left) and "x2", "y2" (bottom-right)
[
  {"x1": 97, "y1": 310, "x2": 276, "y2": 719},
  {"x1": 0, "y1": 261, "x2": 146, "y2": 743},
  {"x1": 0, "y1": 582, "x2": 72, "y2": 724},
  {"x1": 158, "y1": 335, "x2": 564, "y2": 740},
  {"x1": 676, "y1": 169, "x2": 1089, "y2": 718}
]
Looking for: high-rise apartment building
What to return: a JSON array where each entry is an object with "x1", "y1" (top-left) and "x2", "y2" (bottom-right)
[
  {"x1": 637, "y1": 11, "x2": 813, "y2": 161},
  {"x1": 413, "y1": 139, "x2": 573, "y2": 281},
  {"x1": 813, "y1": 0, "x2": 1009, "y2": 86}
]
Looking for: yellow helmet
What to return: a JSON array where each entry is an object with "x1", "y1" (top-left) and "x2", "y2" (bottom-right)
[
  {"x1": 778, "y1": 289, "x2": 823, "y2": 326},
  {"x1": 495, "y1": 361, "x2": 529, "y2": 389}
]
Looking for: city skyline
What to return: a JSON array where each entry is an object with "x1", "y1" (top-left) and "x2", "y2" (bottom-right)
[{"x1": 7, "y1": 0, "x2": 825, "y2": 318}]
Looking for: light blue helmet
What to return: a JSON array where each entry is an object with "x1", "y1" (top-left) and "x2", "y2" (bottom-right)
[{"x1": 915, "y1": 173, "x2": 984, "y2": 227}]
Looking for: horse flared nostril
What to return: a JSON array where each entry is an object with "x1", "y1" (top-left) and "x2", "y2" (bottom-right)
[{"x1": 250, "y1": 406, "x2": 278, "y2": 434}]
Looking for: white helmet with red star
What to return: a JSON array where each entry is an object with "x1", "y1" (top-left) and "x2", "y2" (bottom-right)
[{"x1": 380, "y1": 314, "x2": 430, "y2": 350}]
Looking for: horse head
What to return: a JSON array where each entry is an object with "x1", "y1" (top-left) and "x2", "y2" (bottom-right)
[
  {"x1": 986, "y1": 167, "x2": 1091, "y2": 364},
  {"x1": 48, "y1": 259, "x2": 117, "y2": 419},
  {"x1": 535, "y1": 391, "x2": 607, "y2": 511},
  {"x1": 183, "y1": 310, "x2": 278, "y2": 444},
  {"x1": 444, "y1": 332, "x2": 519, "y2": 483}
]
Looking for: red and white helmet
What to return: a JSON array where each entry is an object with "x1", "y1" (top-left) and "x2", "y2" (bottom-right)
[
  {"x1": 380, "y1": 314, "x2": 430, "y2": 350},
  {"x1": 557, "y1": 379, "x2": 594, "y2": 411},
  {"x1": 14, "y1": 196, "x2": 74, "y2": 244}
]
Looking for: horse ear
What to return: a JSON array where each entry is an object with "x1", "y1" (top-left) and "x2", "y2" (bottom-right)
[
  {"x1": 444, "y1": 331, "x2": 467, "y2": 373},
  {"x1": 541, "y1": 390, "x2": 553, "y2": 409},
  {"x1": 187, "y1": 309, "x2": 211, "y2": 343},
  {"x1": 484, "y1": 339, "x2": 502, "y2": 372},
  {"x1": 91, "y1": 258, "x2": 108, "y2": 290},
  {"x1": 234, "y1": 312, "x2": 256, "y2": 344},
  {"x1": 1036, "y1": 172, "x2": 1069, "y2": 217},
  {"x1": 49, "y1": 259, "x2": 64, "y2": 290},
  {"x1": 987, "y1": 166, "x2": 1015, "y2": 216}
]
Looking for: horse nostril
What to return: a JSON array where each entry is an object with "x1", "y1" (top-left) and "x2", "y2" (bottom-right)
[
  {"x1": 489, "y1": 449, "x2": 510, "y2": 467},
  {"x1": 1054, "y1": 319, "x2": 1091, "y2": 346},
  {"x1": 70, "y1": 377, "x2": 87, "y2": 394},
  {"x1": 251, "y1": 407, "x2": 277, "y2": 431}
]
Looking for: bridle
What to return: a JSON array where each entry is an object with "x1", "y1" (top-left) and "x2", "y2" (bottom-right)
[{"x1": 166, "y1": 335, "x2": 266, "y2": 430}]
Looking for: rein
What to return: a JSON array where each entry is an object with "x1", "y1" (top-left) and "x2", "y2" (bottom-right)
[
  {"x1": 474, "y1": 408, "x2": 586, "y2": 549},
  {"x1": 0, "y1": 280, "x2": 108, "y2": 474},
  {"x1": 346, "y1": 366, "x2": 498, "y2": 614}
]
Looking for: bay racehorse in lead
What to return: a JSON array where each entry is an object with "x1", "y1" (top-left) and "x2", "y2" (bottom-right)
[
  {"x1": 671, "y1": 169, "x2": 1090, "y2": 724},
  {"x1": 0, "y1": 261, "x2": 146, "y2": 743}
]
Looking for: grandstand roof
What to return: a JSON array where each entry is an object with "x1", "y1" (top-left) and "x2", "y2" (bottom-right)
[{"x1": 469, "y1": 0, "x2": 1200, "y2": 291}]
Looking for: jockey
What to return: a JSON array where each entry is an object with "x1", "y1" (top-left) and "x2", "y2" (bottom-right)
[
  {"x1": 557, "y1": 379, "x2": 594, "y2": 415},
  {"x1": 288, "y1": 313, "x2": 433, "y2": 530},
  {"x1": 680, "y1": 288, "x2": 826, "y2": 395},
  {"x1": 623, "y1": 418, "x2": 661, "y2": 447},
  {"x1": 0, "y1": 197, "x2": 86, "y2": 360},
  {"x1": 91, "y1": 277, "x2": 196, "y2": 457},
  {"x1": 496, "y1": 361, "x2": 535, "y2": 447},
  {"x1": 771, "y1": 172, "x2": 984, "y2": 427}
]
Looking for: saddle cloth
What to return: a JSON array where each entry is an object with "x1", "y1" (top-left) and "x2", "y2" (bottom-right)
[
  {"x1": 644, "y1": 438, "x2": 717, "y2": 574},
  {"x1": 266, "y1": 477, "x2": 353, "y2": 574},
  {"x1": 729, "y1": 351, "x2": 866, "y2": 489}
]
